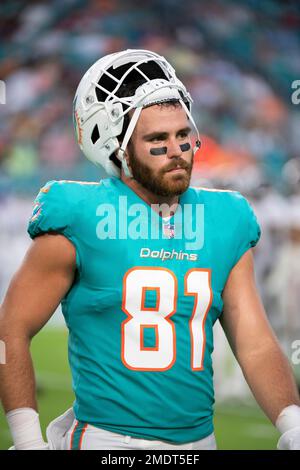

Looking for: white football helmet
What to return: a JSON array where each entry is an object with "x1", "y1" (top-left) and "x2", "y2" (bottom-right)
[{"x1": 73, "y1": 49, "x2": 200, "y2": 177}]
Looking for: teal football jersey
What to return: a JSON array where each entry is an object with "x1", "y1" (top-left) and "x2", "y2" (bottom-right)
[{"x1": 28, "y1": 177, "x2": 260, "y2": 444}]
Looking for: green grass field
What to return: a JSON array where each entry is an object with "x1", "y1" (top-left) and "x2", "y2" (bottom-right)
[{"x1": 0, "y1": 327, "x2": 279, "y2": 450}]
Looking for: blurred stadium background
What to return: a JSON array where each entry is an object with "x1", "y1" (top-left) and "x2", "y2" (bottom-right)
[{"x1": 1, "y1": 0, "x2": 300, "y2": 450}]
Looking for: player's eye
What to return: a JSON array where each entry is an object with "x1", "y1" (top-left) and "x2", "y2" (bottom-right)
[
  {"x1": 150, "y1": 136, "x2": 164, "y2": 143},
  {"x1": 178, "y1": 131, "x2": 189, "y2": 139}
]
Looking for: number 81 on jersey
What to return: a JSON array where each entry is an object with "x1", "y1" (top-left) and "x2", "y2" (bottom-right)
[{"x1": 121, "y1": 267, "x2": 212, "y2": 371}]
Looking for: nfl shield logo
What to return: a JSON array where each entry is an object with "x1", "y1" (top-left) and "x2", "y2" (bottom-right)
[{"x1": 163, "y1": 223, "x2": 175, "y2": 238}]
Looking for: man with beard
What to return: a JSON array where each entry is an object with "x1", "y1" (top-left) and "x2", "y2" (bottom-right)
[{"x1": 1, "y1": 50, "x2": 300, "y2": 450}]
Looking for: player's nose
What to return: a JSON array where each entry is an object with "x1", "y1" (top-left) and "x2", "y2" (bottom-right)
[{"x1": 166, "y1": 138, "x2": 182, "y2": 159}]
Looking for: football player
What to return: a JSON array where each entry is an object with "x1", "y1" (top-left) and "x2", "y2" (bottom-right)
[{"x1": 0, "y1": 50, "x2": 300, "y2": 450}]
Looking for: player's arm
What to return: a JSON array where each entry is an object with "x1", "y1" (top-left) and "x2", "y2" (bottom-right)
[
  {"x1": 220, "y1": 249, "x2": 300, "y2": 449},
  {"x1": 0, "y1": 233, "x2": 76, "y2": 449}
]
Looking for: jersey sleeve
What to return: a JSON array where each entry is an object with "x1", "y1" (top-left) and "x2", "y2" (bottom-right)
[
  {"x1": 27, "y1": 180, "x2": 81, "y2": 268},
  {"x1": 233, "y1": 193, "x2": 261, "y2": 266}
]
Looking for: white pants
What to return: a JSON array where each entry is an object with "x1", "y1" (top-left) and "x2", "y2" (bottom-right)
[{"x1": 46, "y1": 408, "x2": 217, "y2": 450}]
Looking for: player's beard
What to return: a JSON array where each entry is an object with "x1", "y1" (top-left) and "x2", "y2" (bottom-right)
[{"x1": 128, "y1": 148, "x2": 194, "y2": 197}]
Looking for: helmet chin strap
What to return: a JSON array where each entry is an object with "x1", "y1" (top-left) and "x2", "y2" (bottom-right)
[
  {"x1": 117, "y1": 106, "x2": 143, "y2": 178},
  {"x1": 180, "y1": 100, "x2": 201, "y2": 153},
  {"x1": 117, "y1": 100, "x2": 201, "y2": 178}
]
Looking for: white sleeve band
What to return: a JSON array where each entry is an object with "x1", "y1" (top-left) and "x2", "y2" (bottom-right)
[
  {"x1": 276, "y1": 405, "x2": 300, "y2": 434},
  {"x1": 6, "y1": 407, "x2": 48, "y2": 450}
]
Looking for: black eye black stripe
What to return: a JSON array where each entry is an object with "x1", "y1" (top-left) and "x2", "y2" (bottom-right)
[
  {"x1": 180, "y1": 143, "x2": 191, "y2": 152},
  {"x1": 149, "y1": 143, "x2": 191, "y2": 156},
  {"x1": 150, "y1": 147, "x2": 167, "y2": 155}
]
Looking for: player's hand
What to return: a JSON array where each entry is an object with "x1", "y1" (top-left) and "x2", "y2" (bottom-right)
[{"x1": 277, "y1": 426, "x2": 300, "y2": 450}]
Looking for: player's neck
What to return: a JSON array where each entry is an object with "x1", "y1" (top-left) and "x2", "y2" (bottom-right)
[{"x1": 121, "y1": 174, "x2": 179, "y2": 216}]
